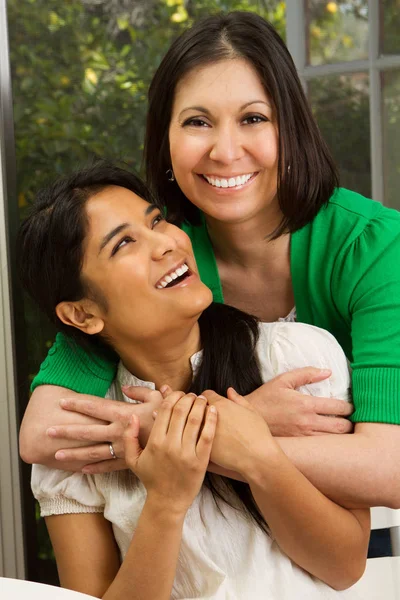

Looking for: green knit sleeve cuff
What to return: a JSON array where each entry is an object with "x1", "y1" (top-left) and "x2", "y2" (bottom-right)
[
  {"x1": 351, "y1": 368, "x2": 400, "y2": 424},
  {"x1": 31, "y1": 332, "x2": 118, "y2": 398}
]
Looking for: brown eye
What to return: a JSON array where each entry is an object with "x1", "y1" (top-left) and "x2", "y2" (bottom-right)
[
  {"x1": 111, "y1": 236, "x2": 135, "y2": 256},
  {"x1": 152, "y1": 214, "x2": 164, "y2": 227}
]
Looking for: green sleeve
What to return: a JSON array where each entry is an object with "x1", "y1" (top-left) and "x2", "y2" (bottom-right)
[
  {"x1": 333, "y1": 208, "x2": 400, "y2": 424},
  {"x1": 31, "y1": 332, "x2": 118, "y2": 397}
]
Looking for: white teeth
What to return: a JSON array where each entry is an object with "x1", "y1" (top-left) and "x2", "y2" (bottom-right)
[
  {"x1": 204, "y1": 173, "x2": 253, "y2": 188},
  {"x1": 156, "y1": 263, "x2": 189, "y2": 289}
]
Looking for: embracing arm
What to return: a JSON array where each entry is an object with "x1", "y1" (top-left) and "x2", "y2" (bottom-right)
[
  {"x1": 205, "y1": 390, "x2": 369, "y2": 591},
  {"x1": 43, "y1": 394, "x2": 216, "y2": 599},
  {"x1": 19, "y1": 386, "x2": 104, "y2": 470},
  {"x1": 277, "y1": 422, "x2": 400, "y2": 508}
]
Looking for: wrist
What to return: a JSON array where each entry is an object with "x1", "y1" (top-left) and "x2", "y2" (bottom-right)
[
  {"x1": 239, "y1": 441, "x2": 286, "y2": 487},
  {"x1": 145, "y1": 494, "x2": 187, "y2": 525}
]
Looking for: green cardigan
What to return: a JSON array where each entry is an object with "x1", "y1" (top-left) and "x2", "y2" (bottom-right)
[{"x1": 32, "y1": 188, "x2": 400, "y2": 424}]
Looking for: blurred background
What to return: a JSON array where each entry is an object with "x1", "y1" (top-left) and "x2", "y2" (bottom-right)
[{"x1": 0, "y1": 0, "x2": 399, "y2": 584}]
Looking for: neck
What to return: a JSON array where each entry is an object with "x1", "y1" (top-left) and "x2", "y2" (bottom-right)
[
  {"x1": 115, "y1": 321, "x2": 201, "y2": 391},
  {"x1": 206, "y1": 206, "x2": 289, "y2": 270}
]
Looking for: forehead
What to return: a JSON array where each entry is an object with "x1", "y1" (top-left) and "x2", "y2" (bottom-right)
[
  {"x1": 173, "y1": 58, "x2": 268, "y2": 108},
  {"x1": 84, "y1": 186, "x2": 152, "y2": 242},
  {"x1": 86, "y1": 186, "x2": 149, "y2": 223}
]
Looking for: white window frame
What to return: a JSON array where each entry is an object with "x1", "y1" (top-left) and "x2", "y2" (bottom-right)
[
  {"x1": 0, "y1": 0, "x2": 25, "y2": 580},
  {"x1": 0, "y1": 0, "x2": 399, "y2": 581},
  {"x1": 286, "y1": 0, "x2": 400, "y2": 204}
]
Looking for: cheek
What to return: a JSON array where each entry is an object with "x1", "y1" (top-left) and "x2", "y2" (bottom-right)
[{"x1": 170, "y1": 129, "x2": 207, "y2": 176}]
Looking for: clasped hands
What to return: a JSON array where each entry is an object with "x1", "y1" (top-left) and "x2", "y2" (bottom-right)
[{"x1": 47, "y1": 367, "x2": 353, "y2": 475}]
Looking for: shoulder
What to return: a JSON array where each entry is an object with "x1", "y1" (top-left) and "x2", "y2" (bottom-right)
[
  {"x1": 257, "y1": 321, "x2": 346, "y2": 362},
  {"x1": 256, "y1": 322, "x2": 351, "y2": 400},
  {"x1": 293, "y1": 188, "x2": 400, "y2": 276},
  {"x1": 313, "y1": 188, "x2": 400, "y2": 240}
]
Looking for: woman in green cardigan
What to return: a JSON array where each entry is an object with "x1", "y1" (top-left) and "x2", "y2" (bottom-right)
[{"x1": 20, "y1": 12, "x2": 400, "y2": 513}]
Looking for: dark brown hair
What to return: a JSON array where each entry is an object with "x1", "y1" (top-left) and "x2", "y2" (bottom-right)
[
  {"x1": 145, "y1": 11, "x2": 338, "y2": 236},
  {"x1": 19, "y1": 160, "x2": 268, "y2": 534}
]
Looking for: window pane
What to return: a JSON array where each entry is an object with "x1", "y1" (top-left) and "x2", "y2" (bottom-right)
[
  {"x1": 7, "y1": 0, "x2": 286, "y2": 585},
  {"x1": 380, "y1": 0, "x2": 400, "y2": 55},
  {"x1": 308, "y1": 73, "x2": 371, "y2": 198},
  {"x1": 307, "y1": 0, "x2": 369, "y2": 66},
  {"x1": 383, "y1": 69, "x2": 400, "y2": 209}
]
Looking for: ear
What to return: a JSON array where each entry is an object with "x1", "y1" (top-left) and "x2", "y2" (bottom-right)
[{"x1": 56, "y1": 300, "x2": 104, "y2": 335}]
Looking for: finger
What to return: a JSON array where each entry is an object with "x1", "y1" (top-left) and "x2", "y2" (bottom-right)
[
  {"x1": 277, "y1": 367, "x2": 331, "y2": 390},
  {"x1": 182, "y1": 395, "x2": 207, "y2": 446},
  {"x1": 196, "y1": 406, "x2": 217, "y2": 460},
  {"x1": 299, "y1": 395, "x2": 353, "y2": 417},
  {"x1": 227, "y1": 387, "x2": 250, "y2": 408},
  {"x1": 82, "y1": 458, "x2": 127, "y2": 474},
  {"x1": 55, "y1": 443, "x2": 116, "y2": 463},
  {"x1": 123, "y1": 415, "x2": 142, "y2": 468},
  {"x1": 121, "y1": 386, "x2": 156, "y2": 403},
  {"x1": 201, "y1": 389, "x2": 226, "y2": 405},
  {"x1": 160, "y1": 384, "x2": 172, "y2": 398},
  {"x1": 151, "y1": 392, "x2": 185, "y2": 437},
  {"x1": 60, "y1": 397, "x2": 125, "y2": 423},
  {"x1": 167, "y1": 393, "x2": 197, "y2": 442},
  {"x1": 311, "y1": 415, "x2": 354, "y2": 435},
  {"x1": 47, "y1": 423, "x2": 113, "y2": 442}
]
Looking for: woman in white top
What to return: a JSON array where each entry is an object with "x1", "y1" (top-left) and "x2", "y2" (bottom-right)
[{"x1": 19, "y1": 162, "x2": 368, "y2": 599}]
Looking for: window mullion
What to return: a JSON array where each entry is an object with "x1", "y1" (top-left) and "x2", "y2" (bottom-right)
[{"x1": 369, "y1": 0, "x2": 384, "y2": 204}]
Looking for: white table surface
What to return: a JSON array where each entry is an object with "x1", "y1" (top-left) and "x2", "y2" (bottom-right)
[{"x1": 0, "y1": 577, "x2": 98, "y2": 599}]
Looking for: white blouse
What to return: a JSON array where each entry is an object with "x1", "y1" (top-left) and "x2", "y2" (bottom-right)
[{"x1": 32, "y1": 321, "x2": 361, "y2": 599}]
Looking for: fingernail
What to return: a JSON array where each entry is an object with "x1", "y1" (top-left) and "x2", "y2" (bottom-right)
[
  {"x1": 55, "y1": 451, "x2": 65, "y2": 460},
  {"x1": 320, "y1": 369, "x2": 331, "y2": 375},
  {"x1": 198, "y1": 395, "x2": 206, "y2": 400},
  {"x1": 160, "y1": 385, "x2": 169, "y2": 394},
  {"x1": 209, "y1": 405, "x2": 217, "y2": 413},
  {"x1": 60, "y1": 398, "x2": 68, "y2": 407},
  {"x1": 47, "y1": 427, "x2": 57, "y2": 437},
  {"x1": 152, "y1": 410, "x2": 158, "y2": 418},
  {"x1": 81, "y1": 467, "x2": 92, "y2": 474},
  {"x1": 121, "y1": 385, "x2": 130, "y2": 392}
]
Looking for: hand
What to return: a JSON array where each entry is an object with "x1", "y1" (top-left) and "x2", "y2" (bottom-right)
[
  {"x1": 125, "y1": 392, "x2": 217, "y2": 514},
  {"x1": 240, "y1": 368, "x2": 354, "y2": 437},
  {"x1": 202, "y1": 389, "x2": 279, "y2": 477},
  {"x1": 48, "y1": 387, "x2": 163, "y2": 473}
]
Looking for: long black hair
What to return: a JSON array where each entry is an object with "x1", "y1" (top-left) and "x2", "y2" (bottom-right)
[
  {"x1": 145, "y1": 11, "x2": 338, "y2": 237},
  {"x1": 18, "y1": 160, "x2": 268, "y2": 533}
]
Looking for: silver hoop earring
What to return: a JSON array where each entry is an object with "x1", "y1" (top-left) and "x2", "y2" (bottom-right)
[{"x1": 166, "y1": 168, "x2": 175, "y2": 182}]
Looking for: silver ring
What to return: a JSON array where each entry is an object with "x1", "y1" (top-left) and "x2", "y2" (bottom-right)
[{"x1": 109, "y1": 443, "x2": 117, "y2": 459}]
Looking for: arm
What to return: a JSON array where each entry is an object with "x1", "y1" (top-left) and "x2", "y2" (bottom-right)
[
  {"x1": 20, "y1": 366, "x2": 351, "y2": 472},
  {"x1": 204, "y1": 390, "x2": 369, "y2": 591},
  {"x1": 277, "y1": 423, "x2": 400, "y2": 508},
  {"x1": 44, "y1": 393, "x2": 217, "y2": 599},
  {"x1": 19, "y1": 386, "x2": 102, "y2": 469},
  {"x1": 19, "y1": 385, "x2": 160, "y2": 471},
  {"x1": 46, "y1": 503, "x2": 186, "y2": 600}
]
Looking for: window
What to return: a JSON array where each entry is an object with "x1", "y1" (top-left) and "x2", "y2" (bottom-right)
[{"x1": 1, "y1": 0, "x2": 399, "y2": 583}]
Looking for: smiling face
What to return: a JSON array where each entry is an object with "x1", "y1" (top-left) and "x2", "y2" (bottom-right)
[
  {"x1": 62, "y1": 186, "x2": 212, "y2": 348},
  {"x1": 169, "y1": 58, "x2": 280, "y2": 226}
]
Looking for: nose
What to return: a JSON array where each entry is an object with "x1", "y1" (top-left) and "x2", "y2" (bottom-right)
[
  {"x1": 150, "y1": 229, "x2": 178, "y2": 260},
  {"x1": 209, "y1": 123, "x2": 245, "y2": 164}
]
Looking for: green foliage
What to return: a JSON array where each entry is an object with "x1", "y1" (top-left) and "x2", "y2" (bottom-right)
[{"x1": 6, "y1": 0, "x2": 400, "y2": 576}]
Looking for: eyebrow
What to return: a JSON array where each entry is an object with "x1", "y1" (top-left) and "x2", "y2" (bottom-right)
[
  {"x1": 98, "y1": 203, "x2": 159, "y2": 254},
  {"x1": 178, "y1": 100, "x2": 270, "y2": 119}
]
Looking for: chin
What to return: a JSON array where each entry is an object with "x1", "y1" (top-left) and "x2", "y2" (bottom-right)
[{"x1": 185, "y1": 286, "x2": 213, "y2": 317}]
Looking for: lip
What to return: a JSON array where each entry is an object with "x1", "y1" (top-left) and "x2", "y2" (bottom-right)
[
  {"x1": 198, "y1": 172, "x2": 258, "y2": 192},
  {"x1": 155, "y1": 259, "x2": 194, "y2": 289},
  {"x1": 157, "y1": 270, "x2": 197, "y2": 291}
]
